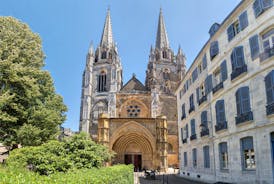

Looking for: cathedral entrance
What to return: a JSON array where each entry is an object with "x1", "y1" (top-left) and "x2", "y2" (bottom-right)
[{"x1": 125, "y1": 154, "x2": 142, "y2": 171}]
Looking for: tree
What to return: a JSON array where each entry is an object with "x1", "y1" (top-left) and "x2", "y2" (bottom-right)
[{"x1": 0, "y1": 17, "x2": 67, "y2": 147}]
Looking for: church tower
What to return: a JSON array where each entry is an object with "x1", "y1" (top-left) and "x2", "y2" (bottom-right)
[{"x1": 79, "y1": 9, "x2": 122, "y2": 140}]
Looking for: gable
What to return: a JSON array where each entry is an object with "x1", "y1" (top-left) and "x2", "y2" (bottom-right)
[{"x1": 120, "y1": 76, "x2": 147, "y2": 92}]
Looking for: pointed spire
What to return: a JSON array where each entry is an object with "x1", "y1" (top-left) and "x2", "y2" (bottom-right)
[
  {"x1": 100, "y1": 8, "x2": 114, "y2": 48},
  {"x1": 88, "y1": 42, "x2": 94, "y2": 55},
  {"x1": 155, "y1": 8, "x2": 169, "y2": 49},
  {"x1": 177, "y1": 45, "x2": 182, "y2": 55}
]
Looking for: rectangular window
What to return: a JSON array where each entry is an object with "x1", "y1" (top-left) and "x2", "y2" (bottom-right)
[
  {"x1": 205, "y1": 74, "x2": 213, "y2": 95},
  {"x1": 191, "y1": 119, "x2": 196, "y2": 136},
  {"x1": 184, "y1": 152, "x2": 188, "y2": 166},
  {"x1": 215, "y1": 100, "x2": 226, "y2": 123},
  {"x1": 181, "y1": 104, "x2": 186, "y2": 119},
  {"x1": 253, "y1": 0, "x2": 273, "y2": 18},
  {"x1": 210, "y1": 41, "x2": 219, "y2": 60},
  {"x1": 239, "y1": 11, "x2": 248, "y2": 31},
  {"x1": 189, "y1": 94, "x2": 194, "y2": 109},
  {"x1": 220, "y1": 60, "x2": 228, "y2": 81},
  {"x1": 249, "y1": 34, "x2": 260, "y2": 60},
  {"x1": 219, "y1": 142, "x2": 228, "y2": 170},
  {"x1": 203, "y1": 146, "x2": 210, "y2": 168},
  {"x1": 202, "y1": 54, "x2": 207, "y2": 69},
  {"x1": 192, "y1": 148, "x2": 197, "y2": 168},
  {"x1": 236, "y1": 86, "x2": 251, "y2": 114},
  {"x1": 213, "y1": 68, "x2": 221, "y2": 87},
  {"x1": 180, "y1": 128, "x2": 184, "y2": 144},
  {"x1": 241, "y1": 137, "x2": 256, "y2": 170},
  {"x1": 192, "y1": 68, "x2": 198, "y2": 82}
]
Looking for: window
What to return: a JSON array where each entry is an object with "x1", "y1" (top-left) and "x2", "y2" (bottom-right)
[
  {"x1": 209, "y1": 23, "x2": 220, "y2": 37},
  {"x1": 231, "y1": 46, "x2": 247, "y2": 80},
  {"x1": 253, "y1": 0, "x2": 273, "y2": 18},
  {"x1": 189, "y1": 94, "x2": 195, "y2": 112},
  {"x1": 265, "y1": 70, "x2": 274, "y2": 115},
  {"x1": 192, "y1": 148, "x2": 197, "y2": 168},
  {"x1": 215, "y1": 100, "x2": 226, "y2": 124},
  {"x1": 163, "y1": 50, "x2": 168, "y2": 59},
  {"x1": 262, "y1": 28, "x2": 274, "y2": 51},
  {"x1": 213, "y1": 68, "x2": 222, "y2": 87},
  {"x1": 198, "y1": 63, "x2": 202, "y2": 74},
  {"x1": 202, "y1": 54, "x2": 207, "y2": 69},
  {"x1": 180, "y1": 128, "x2": 184, "y2": 143},
  {"x1": 220, "y1": 60, "x2": 228, "y2": 81},
  {"x1": 191, "y1": 119, "x2": 196, "y2": 136},
  {"x1": 201, "y1": 111, "x2": 208, "y2": 128},
  {"x1": 203, "y1": 146, "x2": 210, "y2": 168},
  {"x1": 210, "y1": 41, "x2": 219, "y2": 60},
  {"x1": 184, "y1": 152, "x2": 188, "y2": 166},
  {"x1": 163, "y1": 69, "x2": 170, "y2": 80},
  {"x1": 181, "y1": 104, "x2": 186, "y2": 119},
  {"x1": 192, "y1": 68, "x2": 198, "y2": 82},
  {"x1": 127, "y1": 105, "x2": 141, "y2": 117},
  {"x1": 227, "y1": 11, "x2": 248, "y2": 42},
  {"x1": 236, "y1": 87, "x2": 251, "y2": 115},
  {"x1": 249, "y1": 34, "x2": 260, "y2": 60},
  {"x1": 219, "y1": 142, "x2": 228, "y2": 170},
  {"x1": 97, "y1": 71, "x2": 107, "y2": 92},
  {"x1": 184, "y1": 124, "x2": 189, "y2": 139},
  {"x1": 101, "y1": 51, "x2": 107, "y2": 59},
  {"x1": 205, "y1": 75, "x2": 213, "y2": 95},
  {"x1": 241, "y1": 137, "x2": 256, "y2": 170}
]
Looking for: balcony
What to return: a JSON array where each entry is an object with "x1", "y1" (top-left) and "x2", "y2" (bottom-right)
[
  {"x1": 260, "y1": 47, "x2": 274, "y2": 62},
  {"x1": 189, "y1": 106, "x2": 195, "y2": 114},
  {"x1": 266, "y1": 103, "x2": 274, "y2": 116},
  {"x1": 231, "y1": 64, "x2": 247, "y2": 81},
  {"x1": 212, "y1": 82, "x2": 224, "y2": 94},
  {"x1": 182, "y1": 138, "x2": 187, "y2": 144},
  {"x1": 181, "y1": 114, "x2": 186, "y2": 120},
  {"x1": 200, "y1": 128, "x2": 209, "y2": 137},
  {"x1": 235, "y1": 111, "x2": 253, "y2": 125},
  {"x1": 198, "y1": 95, "x2": 207, "y2": 105},
  {"x1": 215, "y1": 121, "x2": 227, "y2": 132},
  {"x1": 190, "y1": 134, "x2": 197, "y2": 140}
]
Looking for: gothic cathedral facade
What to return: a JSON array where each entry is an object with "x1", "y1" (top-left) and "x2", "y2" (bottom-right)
[{"x1": 79, "y1": 9, "x2": 186, "y2": 171}]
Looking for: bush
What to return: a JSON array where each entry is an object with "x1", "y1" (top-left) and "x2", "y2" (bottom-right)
[
  {"x1": 6, "y1": 133, "x2": 114, "y2": 175},
  {"x1": 0, "y1": 164, "x2": 134, "y2": 184}
]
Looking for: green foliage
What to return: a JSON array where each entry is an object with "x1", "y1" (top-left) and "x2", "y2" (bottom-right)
[
  {"x1": 0, "y1": 16, "x2": 67, "y2": 146},
  {"x1": 0, "y1": 164, "x2": 134, "y2": 184},
  {"x1": 7, "y1": 133, "x2": 114, "y2": 175}
]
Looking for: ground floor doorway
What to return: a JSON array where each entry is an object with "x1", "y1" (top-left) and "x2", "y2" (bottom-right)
[{"x1": 125, "y1": 154, "x2": 142, "y2": 171}]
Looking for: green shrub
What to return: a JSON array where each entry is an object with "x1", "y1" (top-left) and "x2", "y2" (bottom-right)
[
  {"x1": 0, "y1": 164, "x2": 133, "y2": 184},
  {"x1": 6, "y1": 133, "x2": 113, "y2": 175}
]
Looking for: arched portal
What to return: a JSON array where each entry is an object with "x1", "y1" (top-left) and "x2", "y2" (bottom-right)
[{"x1": 110, "y1": 121, "x2": 156, "y2": 170}]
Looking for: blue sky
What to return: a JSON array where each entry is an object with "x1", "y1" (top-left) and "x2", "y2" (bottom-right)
[{"x1": 0, "y1": 0, "x2": 240, "y2": 131}]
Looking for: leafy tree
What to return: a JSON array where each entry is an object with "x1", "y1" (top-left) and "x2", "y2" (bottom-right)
[{"x1": 0, "y1": 17, "x2": 67, "y2": 147}]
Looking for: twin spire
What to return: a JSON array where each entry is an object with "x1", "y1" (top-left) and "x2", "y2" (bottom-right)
[{"x1": 98, "y1": 8, "x2": 170, "y2": 50}]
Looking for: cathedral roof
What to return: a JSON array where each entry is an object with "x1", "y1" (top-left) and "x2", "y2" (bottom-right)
[
  {"x1": 120, "y1": 74, "x2": 147, "y2": 92},
  {"x1": 155, "y1": 8, "x2": 170, "y2": 49},
  {"x1": 100, "y1": 9, "x2": 114, "y2": 48}
]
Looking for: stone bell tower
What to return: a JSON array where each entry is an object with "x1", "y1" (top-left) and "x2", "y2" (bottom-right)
[{"x1": 79, "y1": 9, "x2": 122, "y2": 140}]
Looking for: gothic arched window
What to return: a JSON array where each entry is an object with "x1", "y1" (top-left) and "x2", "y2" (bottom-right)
[
  {"x1": 162, "y1": 50, "x2": 168, "y2": 59},
  {"x1": 101, "y1": 51, "x2": 107, "y2": 59},
  {"x1": 97, "y1": 71, "x2": 107, "y2": 92}
]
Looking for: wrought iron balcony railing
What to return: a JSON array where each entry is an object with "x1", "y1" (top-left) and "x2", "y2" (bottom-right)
[
  {"x1": 266, "y1": 103, "x2": 274, "y2": 116},
  {"x1": 212, "y1": 82, "x2": 224, "y2": 94},
  {"x1": 235, "y1": 111, "x2": 253, "y2": 125},
  {"x1": 190, "y1": 134, "x2": 197, "y2": 140},
  {"x1": 215, "y1": 121, "x2": 227, "y2": 132},
  {"x1": 260, "y1": 47, "x2": 274, "y2": 62},
  {"x1": 200, "y1": 128, "x2": 209, "y2": 137},
  {"x1": 198, "y1": 95, "x2": 207, "y2": 105},
  {"x1": 189, "y1": 106, "x2": 195, "y2": 114},
  {"x1": 231, "y1": 64, "x2": 247, "y2": 81}
]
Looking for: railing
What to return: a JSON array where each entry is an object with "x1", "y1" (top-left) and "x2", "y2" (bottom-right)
[
  {"x1": 212, "y1": 82, "x2": 224, "y2": 94},
  {"x1": 260, "y1": 47, "x2": 274, "y2": 62},
  {"x1": 231, "y1": 64, "x2": 247, "y2": 81},
  {"x1": 266, "y1": 103, "x2": 274, "y2": 116},
  {"x1": 215, "y1": 121, "x2": 228, "y2": 132},
  {"x1": 190, "y1": 134, "x2": 197, "y2": 140},
  {"x1": 189, "y1": 106, "x2": 195, "y2": 114},
  {"x1": 198, "y1": 95, "x2": 207, "y2": 105},
  {"x1": 200, "y1": 128, "x2": 209, "y2": 137},
  {"x1": 181, "y1": 114, "x2": 186, "y2": 120},
  {"x1": 235, "y1": 111, "x2": 253, "y2": 125},
  {"x1": 182, "y1": 138, "x2": 187, "y2": 144}
]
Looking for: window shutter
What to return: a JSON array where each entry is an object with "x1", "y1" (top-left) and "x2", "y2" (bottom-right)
[
  {"x1": 210, "y1": 41, "x2": 219, "y2": 60},
  {"x1": 191, "y1": 119, "x2": 196, "y2": 135},
  {"x1": 203, "y1": 146, "x2": 210, "y2": 168},
  {"x1": 186, "y1": 124, "x2": 189, "y2": 138},
  {"x1": 192, "y1": 68, "x2": 198, "y2": 82},
  {"x1": 181, "y1": 128, "x2": 184, "y2": 143},
  {"x1": 220, "y1": 143, "x2": 227, "y2": 153},
  {"x1": 265, "y1": 71, "x2": 274, "y2": 104},
  {"x1": 221, "y1": 60, "x2": 228, "y2": 81},
  {"x1": 241, "y1": 87, "x2": 251, "y2": 113},
  {"x1": 262, "y1": 0, "x2": 273, "y2": 9},
  {"x1": 227, "y1": 24, "x2": 235, "y2": 41},
  {"x1": 216, "y1": 100, "x2": 225, "y2": 123},
  {"x1": 205, "y1": 75, "x2": 213, "y2": 95},
  {"x1": 249, "y1": 35, "x2": 260, "y2": 60},
  {"x1": 196, "y1": 88, "x2": 200, "y2": 103},
  {"x1": 253, "y1": 0, "x2": 263, "y2": 17},
  {"x1": 182, "y1": 104, "x2": 185, "y2": 116},
  {"x1": 231, "y1": 51, "x2": 236, "y2": 71},
  {"x1": 235, "y1": 46, "x2": 245, "y2": 67},
  {"x1": 241, "y1": 137, "x2": 253, "y2": 150},
  {"x1": 201, "y1": 111, "x2": 208, "y2": 127},
  {"x1": 202, "y1": 54, "x2": 207, "y2": 69},
  {"x1": 239, "y1": 11, "x2": 249, "y2": 30}
]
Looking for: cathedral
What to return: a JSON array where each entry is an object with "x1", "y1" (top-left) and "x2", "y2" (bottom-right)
[{"x1": 79, "y1": 9, "x2": 186, "y2": 171}]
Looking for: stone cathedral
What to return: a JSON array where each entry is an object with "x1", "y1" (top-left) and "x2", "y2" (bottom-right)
[{"x1": 79, "y1": 9, "x2": 186, "y2": 171}]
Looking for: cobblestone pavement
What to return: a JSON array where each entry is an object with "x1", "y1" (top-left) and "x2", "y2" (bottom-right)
[{"x1": 134, "y1": 172, "x2": 209, "y2": 184}]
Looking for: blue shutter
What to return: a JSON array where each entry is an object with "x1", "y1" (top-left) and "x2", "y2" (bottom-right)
[
  {"x1": 191, "y1": 119, "x2": 196, "y2": 135},
  {"x1": 249, "y1": 35, "x2": 260, "y2": 60},
  {"x1": 203, "y1": 146, "x2": 210, "y2": 168},
  {"x1": 196, "y1": 87, "x2": 200, "y2": 103},
  {"x1": 239, "y1": 11, "x2": 249, "y2": 30},
  {"x1": 241, "y1": 137, "x2": 254, "y2": 150},
  {"x1": 181, "y1": 128, "x2": 184, "y2": 143},
  {"x1": 227, "y1": 24, "x2": 235, "y2": 41},
  {"x1": 192, "y1": 148, "x2": 197, "y2": 167},
  {"x1": 210, "y1": 41, "x2": 219, "y2": 60},
  {"x1": 216, "y1": 100, "x2": 225, "y2": 123},
  {"x1": 184, "y1": 152, "x2": 187, "y2": 166},
  {"x1": 201, "y1": 111, "x2": 208, "y2": 127},
  {"x1": 265, "y1": 71, "x2": 274, "y2": 104},
  {"x1": 231, "y1": 51, "x2": 236, "y2": 71},
  {"x1": 241, "y1": 87, "x2": 251, "y2": 113},
  {"x1": 182, "y1": 104, "x2": 185, "y2": 117},
  {"x1": 202, "y1": 54, "x2": 207, "y2": 69},
  {"x1": 221, "y1": 60, "x2": 228, "y2": 81},
  {"x1": 236, "y1": 89, "x2": 241, "y2": 115},
  {"x1": 186, "y1": 124, "x2": 189, "y2": 138},
  {"x1": 253, "y1": 0, "x2": 263, "y2": 17},
  {"x1": 192, "y1": 68, "x2": 198, "y2": 82},
  {"x1": 235, "y1": 46, "x2": 245, "y2": 67},
  {"x1": 205, "y1": 75, "x2": 213, "y2": 95},
  {"x1": 262, "y1": 0, "x2": 273, "y2": 9}
]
